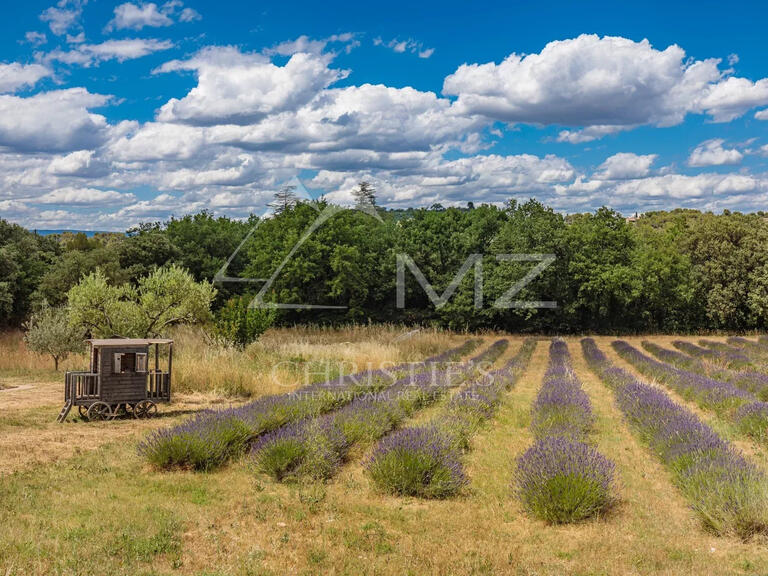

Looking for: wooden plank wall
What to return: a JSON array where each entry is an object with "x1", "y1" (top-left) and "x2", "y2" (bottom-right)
[{"x1": 99, "y1": 346, "x2": 149, "y2": 404}]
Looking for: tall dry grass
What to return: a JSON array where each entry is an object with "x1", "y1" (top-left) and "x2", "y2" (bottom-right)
[
  {"x1": 172, "y1": 325, "x2": 461, "y2": 398},
  {"x1": 0, "y1": 325, "x2": 461, "y2": 396}
]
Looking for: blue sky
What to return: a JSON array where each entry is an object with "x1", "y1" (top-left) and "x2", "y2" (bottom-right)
[{"x1": 1, "y1": 0, "x2": 767, "y2": 230}]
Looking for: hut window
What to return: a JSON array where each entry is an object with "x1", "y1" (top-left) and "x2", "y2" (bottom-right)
[
  {"x1": 113, "y1": 352, "x2": 137, "y2": 373},
  {"x1": 136, "y1": 353, "x2": 148, "y2": 373}
]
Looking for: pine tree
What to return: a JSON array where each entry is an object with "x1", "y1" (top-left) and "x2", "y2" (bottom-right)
[
  {"x1": 269, "y1": 185, "x2": 298, "y2": 214},
  {"x1": 352, "y1": 180, "x2": 376, "y2": 211}
]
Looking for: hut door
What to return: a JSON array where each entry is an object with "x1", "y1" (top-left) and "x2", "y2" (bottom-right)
[{"x1": 91, "y1": 348, "x2": 100, "y2": 373}]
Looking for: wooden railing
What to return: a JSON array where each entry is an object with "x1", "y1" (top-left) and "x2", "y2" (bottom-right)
[
  {"x1": 65, "y1": 372, "x2": 100, "y2": 402},
  {"x1": 147, "y1": 371, "x2": 170, "y2": 400}
]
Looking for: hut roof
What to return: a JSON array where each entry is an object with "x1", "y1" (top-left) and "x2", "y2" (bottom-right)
[{"x1": 87, "y1": 338, "x2": 173, "y2": 347}]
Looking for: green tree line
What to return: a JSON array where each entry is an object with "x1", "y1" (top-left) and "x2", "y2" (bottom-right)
[{"x1": 2, "y1": 201, "x2": 768, "y2": 334}]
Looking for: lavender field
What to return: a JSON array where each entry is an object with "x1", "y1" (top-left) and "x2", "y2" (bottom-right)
[{"x1": 3, "y1": 331, "x2": 768, "y2": 575}]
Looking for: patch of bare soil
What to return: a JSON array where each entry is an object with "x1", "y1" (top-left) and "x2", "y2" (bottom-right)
[{"x1": 0, "y1": 376, "x2": 244, "y2": 475}]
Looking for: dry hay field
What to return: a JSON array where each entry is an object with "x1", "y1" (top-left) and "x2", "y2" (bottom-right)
[{"x1": 2, "y1": 327, "x2": 768, "y2": 575}]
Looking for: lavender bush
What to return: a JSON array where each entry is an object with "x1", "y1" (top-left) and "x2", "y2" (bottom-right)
[
  {"x1": 515, "y1": 436, "x2": 615, "y2": 523},
  {"x1": 250, "y1": 339, "x2": 510, "y2": 481},
  {"x1": 582, "y1": 338, "x2": 768, "y2": 537},
  {"x1": 726, "y1": 337, "x2": 768, "y2": 365},
  {"x1": 364, "y1": 426, "x2": 466, "y2": 498},
  {"x1": 728, "y1": 336, "x2": 768, "y2": 354},
  {"x1": 515, "y1": 340, "x2": 614, "y2": 523},
  {"x1": 365, "y1": 339, "x2": 537, "y2": 498},
  {"x1": 437, "y1": 338, "x2": 537, "y2": 452},
  {"x1": 140, "y1": 338, "x2": 478, "y2": 470},
  {"x1": 734, "y1": 402, "x2": 768, "y2": 443},
  {"x1": 699, "y1": 339, "x2": 763, "y2": 362},
  {"x1": 621, "y1": 341, "x2": 768, "y2": 444}
]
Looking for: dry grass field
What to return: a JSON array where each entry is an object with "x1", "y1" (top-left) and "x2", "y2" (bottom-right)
[{"x1": 2, "y1": 329, "x2": 768, "y2": 575}]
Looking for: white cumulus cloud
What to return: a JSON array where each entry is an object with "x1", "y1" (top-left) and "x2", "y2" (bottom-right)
[
  {"x1": 105, "y1": 2, "x2": 173, "y2": 31},
  {"x1": 36, "y1": 186, "x2": 134, "y2": 204},
  {"x1": 688, "y1": 139, "x2": 743, "y2": 167},
  {"x1": 0, "y1": 88, "x2": 110, "y2": 152},
  {"x1": 155, "y1": 47, "x2": 347, "y2": 125},
  {"x1": 43, "y1": 38, "x2": 174, "y2": 67},
  {"x1": 0, "y1": 63, "x2": 51, "y2": 93},
  {"x1": 24, "y1": 31, "x2": 48, "y2": 46},
  {"x1": 444, "y1": 34, "x2": 768, "y2": 140},
  {"x1": 373, "y1": 37, "x2": 434, "y2": 59},
  {"x1": 40, "y1": 0, "x2": 86, "y2": 37},
  {"x1": 595, "y1": 153, "x2": 657, "y2": 179}
]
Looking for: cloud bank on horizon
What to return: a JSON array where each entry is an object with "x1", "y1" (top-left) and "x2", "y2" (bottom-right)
[{"x1": 1, "y1": 0, "x2": 767, "y2": 230}]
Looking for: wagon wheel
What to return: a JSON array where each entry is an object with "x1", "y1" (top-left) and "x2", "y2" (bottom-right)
[
  {"x1": 86, "y1": 401, "x2": 112, "y2": 422},
  {"x1": 78, "y1": 405, "x2": 89, "y2": 419},
  {"x1": 133, "y1": 400, "x2": 157, "y2": 419}
]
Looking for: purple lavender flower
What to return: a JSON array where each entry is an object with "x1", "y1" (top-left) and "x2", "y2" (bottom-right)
[
  {"x1": 531, "y1": 340, "x2": 593, "y2": 442},
  {"x1": 247, "y1": 339, "x2": 508, "y2": 482},
  {"x1": 734, "y1": 402, "x2": 768, "y2": 442},
  {"x1": 646, "y1": 340, "x2": 768, "y2": 401},
  {"x1": 365, "y1": 339, "x2": 538, "y2": 496},
  {"x1": 516, "y1": 340, "x2": 614, "y2": 523},
  {"x1": 673, "y1": 340, "x2": 751, "y2": 369}
]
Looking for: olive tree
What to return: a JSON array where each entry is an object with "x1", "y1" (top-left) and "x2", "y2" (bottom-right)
[
  {"x1": 24, "y1": 305, "x2": 84, "y2": 371},
  {"x1": 68, "y1": 265, "x2": 217, "y2": 338}
]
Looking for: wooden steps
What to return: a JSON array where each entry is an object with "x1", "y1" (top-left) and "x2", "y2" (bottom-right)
[{"x1": 56, "y1": 400, "x2": 72, "y2": 423}]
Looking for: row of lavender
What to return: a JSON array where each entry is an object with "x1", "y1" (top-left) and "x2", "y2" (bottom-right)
[
  {"x1": 515, "y1": 340, "x2": 615, "y2": 523},
  {"x1": 583, "y1": 338, "x2": 768, "y2": 537},
  {"x1": 250, "y1": 339, "x2": 511, "y2": 482},
  {"x1": 727, "y1": 336, "x2": 768, "y2": 356},
  {"x1": 702, "y1": 338, "x2": 768, "y2": 369},
  {"x1": 139, "y1": 339, "x2": 480, "y2": 470},
  {"x1": 672, "y1": 340, "x2": 753, "y2": 372},
  {"x1": 364, "y1": 339, "x2": 537, "y2": 498},
  {"x1": 614, "y1": 341, "x2": 768, "y2": 444},
  {"x1": 642, "y1": 341, "x2": 768, "y2": 401}
]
